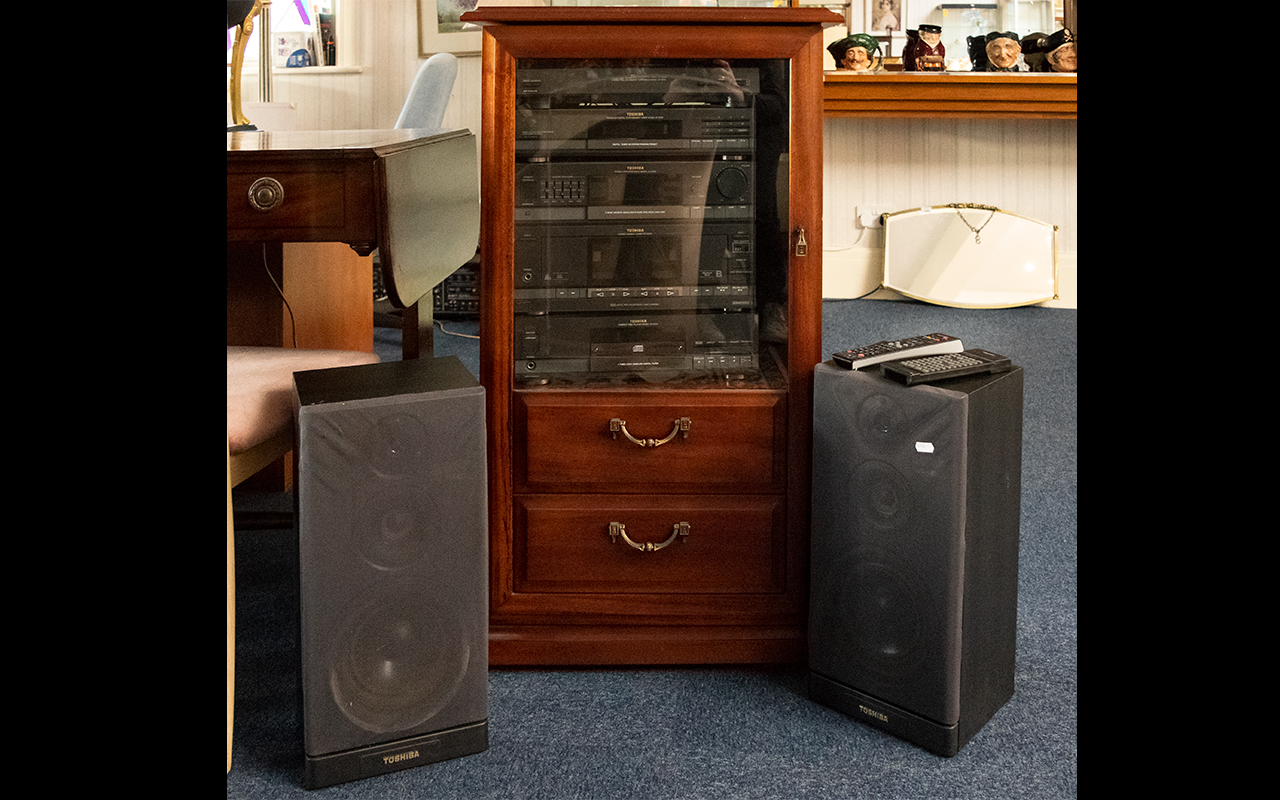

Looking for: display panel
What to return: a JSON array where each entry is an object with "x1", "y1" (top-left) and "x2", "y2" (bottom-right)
[{"x1": 513, "y1": 58, "x2": 790, "y2": 387}]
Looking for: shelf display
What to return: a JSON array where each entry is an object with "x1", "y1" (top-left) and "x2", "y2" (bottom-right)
[
  {"x1": 827, "y1": 33, "x2": 883, "y2": 72},
  {"x1": 905, "y1": 23, "x2": 944, "y2": 71},
  {"x1": 1023, "y1": 28, "x2": 1076, "y2": 72}
]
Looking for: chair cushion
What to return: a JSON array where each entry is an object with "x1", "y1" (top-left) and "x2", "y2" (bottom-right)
[{"x1": 227, "y1": 346, "x2": 380, "y2": 455}]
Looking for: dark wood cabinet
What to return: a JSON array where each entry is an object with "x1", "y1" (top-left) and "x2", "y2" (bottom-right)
[{"x1": 464, "y1": 7, "x2": 838, "y2": 665}]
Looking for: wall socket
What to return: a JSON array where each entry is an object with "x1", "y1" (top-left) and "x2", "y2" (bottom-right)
[{"x1": 854, "y1": 206, "x2": 891, "y2": 229}]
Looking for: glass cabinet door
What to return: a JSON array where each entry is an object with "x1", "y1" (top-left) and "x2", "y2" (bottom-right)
[{"x1": 510, "y1": 58, "x2": 791, "y2": 389}]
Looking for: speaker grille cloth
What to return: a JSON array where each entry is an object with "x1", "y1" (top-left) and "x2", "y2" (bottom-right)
[
  {"x1": 809, "y1": 365, "x2": 967, "y2": 726},
  {"x1": 297, "y1": 383, "x2": 488, "y2": 757}
]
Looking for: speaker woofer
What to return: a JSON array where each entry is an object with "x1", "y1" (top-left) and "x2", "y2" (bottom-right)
[
  {"x1": 329, "y1": 591, "x2": 470, "y2": 735},
  {"x1": 811, "y1": 553, "x2": 930, "y2": 682},
  {"x1": 841, "y1": 560, "x2": 928, "y2": 678}
]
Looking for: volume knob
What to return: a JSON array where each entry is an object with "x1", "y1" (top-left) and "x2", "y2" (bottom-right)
[
  {"x1": 248, "y1": 177, "x2": 284, "y2": 211},
  {"x1": 715, "y1": 167, "x2": 749, "y2": 202}
]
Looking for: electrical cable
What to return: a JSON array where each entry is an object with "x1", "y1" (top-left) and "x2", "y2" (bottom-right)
[
  {"x1": 435, "y1": 320, "x2": 479, "y2": 339},
  {"x1": 261, "y1": 243, "x2": 298, "y2": 348}
]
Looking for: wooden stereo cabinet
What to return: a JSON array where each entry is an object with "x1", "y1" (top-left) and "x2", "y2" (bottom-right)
[{"x1": 464, "y1": 7, "x2": 838, "y2": 665}]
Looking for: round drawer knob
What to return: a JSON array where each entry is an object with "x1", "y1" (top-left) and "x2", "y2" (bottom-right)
[{"x1": 248, "y1": 177, "x2": 284, "y2": 211}]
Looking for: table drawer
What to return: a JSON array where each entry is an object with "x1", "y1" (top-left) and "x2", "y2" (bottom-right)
[
  {"x1": 226, "y1": 168, "x2": 350, "y2": 233},
  {"x1": 515, "y1": 494, "x2": 785, "y2": 595},
  {"x1": 515, "y1": 390, "x2": 786, "y2": 493}
]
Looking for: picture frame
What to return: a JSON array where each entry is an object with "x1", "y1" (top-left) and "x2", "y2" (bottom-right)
[
  {"x1": 865, "y1": 0, "x2": 904, "y2": 33},
  {"x1": 418, "y1": 0, "x2": 482, "y2": 57}
]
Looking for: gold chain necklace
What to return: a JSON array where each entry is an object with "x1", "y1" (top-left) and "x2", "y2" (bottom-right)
[{"x1": 947, "y1": 203, "x2": 998, "y2": 244}]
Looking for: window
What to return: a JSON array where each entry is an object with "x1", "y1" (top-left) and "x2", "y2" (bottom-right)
[{"x1": 227, "y1": 2, "x2": 338, "y2": 70}]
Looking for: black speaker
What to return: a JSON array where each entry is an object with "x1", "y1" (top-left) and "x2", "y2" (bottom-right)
[
  {"x1": 293, "y1": 356, "x2": 489, "y2": 789},
  {"x1": 808, "y1": 360, "x2": 1022, "y2": 757}
]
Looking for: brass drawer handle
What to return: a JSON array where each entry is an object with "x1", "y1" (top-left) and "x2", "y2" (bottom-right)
[
  {"x1": 610, "y1": 417, "x2": 691, "y2": 448},
  {"x1": 608, "y1": 521, "x2": 690, "y2": 553},
  {"x1": 248, "y1": 176, "x2": 285, "y2": 211}
]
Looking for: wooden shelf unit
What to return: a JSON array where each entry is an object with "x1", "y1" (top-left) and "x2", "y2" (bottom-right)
[{"x1": 464, "y1": 6, "x2": 839, "y2": 666}]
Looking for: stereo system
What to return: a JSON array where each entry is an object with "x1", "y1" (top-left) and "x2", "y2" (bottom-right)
[
  {"x1": 432, "y1": 255, "x2": 481, "y2": 319},
  {"x1": 514, "y1": 62, "x2": 770, "y2": 382},
  {"x1": 262, "y1": 58, "x2": 1025, "y2": 791},
  {"x1": 516, "y1": 106, "x2": 755, "y2": 154},
  {"x1": 516, "y1": 64, "x2": 761, "y2": 109},
  {"x1": 515, "y1": 160, "x2": 754, "y2": 222},
  {"x1": 515, "y1": 219, "x2": 754, "y2": 313},
  {"x1": 515, "y1": 310, "x2": 757, "y2": 376}
]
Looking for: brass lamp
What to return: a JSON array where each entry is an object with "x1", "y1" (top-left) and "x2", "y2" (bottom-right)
[{"x1": 228, "y1": 1, "x2": 270, "y2": 130}]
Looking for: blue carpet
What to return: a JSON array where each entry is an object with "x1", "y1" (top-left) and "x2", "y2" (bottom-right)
[{"x1": 229, "y1": 300, "x2": 1076, "y2": 798}]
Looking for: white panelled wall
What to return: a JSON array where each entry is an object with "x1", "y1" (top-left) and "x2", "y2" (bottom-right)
[
  {"x1": 823, "y1": 117, "x2": 1077, "y2": 308},
  {"x1": 231, "y1": 0, "x2": 1077, "y2": 308}
]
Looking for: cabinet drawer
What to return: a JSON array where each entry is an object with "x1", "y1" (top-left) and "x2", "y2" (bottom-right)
[
  {"x1": 515, "y1": 494, "x2": 785, "y2": 595},
  {"x1": 515, "y1": 390, "x2": 786, "y2": 492}
]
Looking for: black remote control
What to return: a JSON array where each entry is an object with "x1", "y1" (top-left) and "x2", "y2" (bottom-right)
[
  {"x1": 831, "y1": 333, "x2": 963, "y2": 370},
  {"x1": 881, "y1": 348, "x2": 1014, "y2": 386}
]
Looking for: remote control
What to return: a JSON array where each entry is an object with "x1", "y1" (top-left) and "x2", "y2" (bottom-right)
[
  {"x1": 831, "y1": 333, "x2": 964, "y2": 370},
  {"x1": 881, "y1": 348, "x2": 1013, "y2": 386}
]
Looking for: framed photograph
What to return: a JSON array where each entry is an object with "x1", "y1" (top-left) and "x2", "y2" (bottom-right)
[
  {"x1": 418, "y1": 0, "x2": 482, "y2": 57},
  {"x1": 865, "y1": 0, "x2": 904, "y2": 33}
]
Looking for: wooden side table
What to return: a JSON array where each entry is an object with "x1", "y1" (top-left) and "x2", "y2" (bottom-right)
[{"x1": 227, "y1": 128, "x2": 478, "y2": 358}]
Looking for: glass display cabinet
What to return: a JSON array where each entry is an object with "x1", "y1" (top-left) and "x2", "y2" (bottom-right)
[{"x1": 463, "y1": 6, "x2": 840, "y2": 665}]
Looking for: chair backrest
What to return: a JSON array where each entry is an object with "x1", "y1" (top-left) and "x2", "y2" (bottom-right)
[{"x1": 394, "y1": 53, "x2": 459, "y2": 130}]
